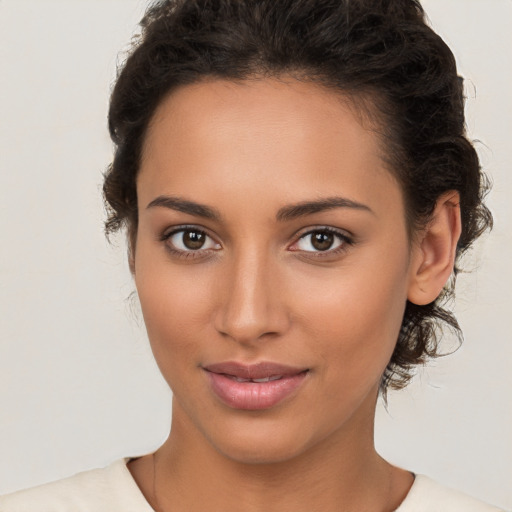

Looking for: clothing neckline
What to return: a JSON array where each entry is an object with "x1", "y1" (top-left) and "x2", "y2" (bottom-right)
[{"x1": 117, "y1": 457, "x2": 424, "y2": 512}]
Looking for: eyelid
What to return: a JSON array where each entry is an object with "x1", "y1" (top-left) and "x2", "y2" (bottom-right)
[
  {"x1": 158, "y1": 224, "x2": 353, "y2": 259},
  {"x1": 288, "y1": 226, "x2": 354, "y2": 255},
  {"x1": 161, "y1": 223, "x2": 212, "y2": 239},
  {"x1": 290, "y1": 224, "x2": 355, "y2": 240},
  {"x1": 160, "y1": 224, "x2": 222, "y2": 256}
]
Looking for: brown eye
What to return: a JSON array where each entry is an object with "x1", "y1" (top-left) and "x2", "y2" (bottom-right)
[
  {"x1": 292, "y1": 229, "x2": 349, "y2": 254},
  {"x1": 311, "y1": 231, "x2": 334, "y2": 251},
  {"x1": 166, "y1": 228, "x2": 220, "y2": 252},
  {"x1": 182, "y1": 230, "x2": 206, "y2": 249}
]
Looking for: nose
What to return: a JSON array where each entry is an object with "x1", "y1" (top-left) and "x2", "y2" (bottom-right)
[{"x1": 214, "y1": 248, "x2": 290, "y2": 345}]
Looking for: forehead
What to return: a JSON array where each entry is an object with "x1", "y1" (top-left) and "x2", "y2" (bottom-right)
[
  {"x1": 138, "y1": 78, "x2": 402, "y2": 220},
  {"x1": 144, "y1": 77, "x2": 382, "y2": 161}
]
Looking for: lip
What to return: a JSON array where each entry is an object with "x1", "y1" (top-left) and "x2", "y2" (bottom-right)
[{"x1": 203, "y1": 361, "x2": 309, "y2": 410}]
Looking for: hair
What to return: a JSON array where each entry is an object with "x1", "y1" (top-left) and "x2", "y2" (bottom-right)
[{"x1": 103, "y1": 0, "x2": 492, "y2": 393}]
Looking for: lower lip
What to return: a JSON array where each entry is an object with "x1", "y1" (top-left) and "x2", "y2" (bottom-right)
[{"x1": 205, "y1": 371, "x2": 308, "y2": 410}]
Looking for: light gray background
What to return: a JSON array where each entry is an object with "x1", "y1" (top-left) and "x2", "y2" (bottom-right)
[{"x1": 1, "y1": 0, "x2": 511, "y2": 509}]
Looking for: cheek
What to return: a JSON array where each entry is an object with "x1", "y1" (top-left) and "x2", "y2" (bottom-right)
[
  {"x1": 134, "y1": 252, "x2": 216, "y2": 376},
  {"x1": 296, "y1": 253, "x2": 409, "y2": 387}
]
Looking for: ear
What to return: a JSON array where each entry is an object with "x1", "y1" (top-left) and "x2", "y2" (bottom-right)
[{"x1": 407, "y1": 191, "x2": 462, "y2": 305}]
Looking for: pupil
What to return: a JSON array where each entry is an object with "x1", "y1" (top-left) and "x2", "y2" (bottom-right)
[
  {"x1": 311, "y1": 232, "x2": 333, "y2": 251},
  {"x1": 183, "y1": 230, "x2": 205, "y2": 250}
]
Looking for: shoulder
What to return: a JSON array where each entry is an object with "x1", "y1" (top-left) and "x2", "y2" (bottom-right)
[
  {"x1": 0, "y1": 459, "x2": 154, "y2": 512},
  {"x1": 396, "y1": 475, "x2": 505, "y2": 512}
]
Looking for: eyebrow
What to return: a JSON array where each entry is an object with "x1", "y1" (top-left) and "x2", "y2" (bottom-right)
[
  {"x1": 276, "y1": 197, "x2": 374, "y2": 221},
  {"x1": 146, "y1": 196, "x2": 222, "y2": 221},
  {"x1": 146, "y1": 195, "x2": 373, "y2": 222}
]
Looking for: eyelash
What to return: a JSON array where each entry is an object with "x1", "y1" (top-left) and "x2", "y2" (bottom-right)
[
  {"x1": 159, "y1": 225, "x2": 354, "y2": 260},
  {"x1": 290, "y1": 227, "x2": 354, "y2": 258},
  {"x1": 160, "y1": 225, "x2": 221, "y2": 259}
]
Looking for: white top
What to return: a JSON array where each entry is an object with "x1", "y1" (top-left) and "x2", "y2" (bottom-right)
[{"x1": 0, "y1": 458, "x2": 504, "y2": 512}]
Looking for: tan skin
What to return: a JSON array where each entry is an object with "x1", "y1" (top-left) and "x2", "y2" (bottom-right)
[{"x1": 127, "y1": 78, "x2": 461, "y2": 512}]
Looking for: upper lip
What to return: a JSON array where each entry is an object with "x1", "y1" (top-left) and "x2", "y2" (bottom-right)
[{"x1": 203, "y1": 361, "x2": 308, "y2": 380}]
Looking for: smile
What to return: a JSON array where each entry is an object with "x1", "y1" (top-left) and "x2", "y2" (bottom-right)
[{"x1": 203, "y1": 362, "x2": 309, "y2": 410}]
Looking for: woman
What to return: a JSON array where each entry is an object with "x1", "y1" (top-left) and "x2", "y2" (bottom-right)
[{"x1": 0, "y1": 0, "x2": 505, "y2": 510}]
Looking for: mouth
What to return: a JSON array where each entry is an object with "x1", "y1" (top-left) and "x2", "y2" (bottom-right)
[
  {"x1": 203, "y1": 362, "x2": 309, "y2": 410},
  {"x1": 227, "y1": 374, "x2": 284, "y2": 383}
]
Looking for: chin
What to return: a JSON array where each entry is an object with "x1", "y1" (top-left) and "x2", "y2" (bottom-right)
[
  {"x1": 212, "y1": 431, "x2": 314, "y2": 466},
  {"x1": 196, "y1": 410, "x2": 338, "y2": 467}
]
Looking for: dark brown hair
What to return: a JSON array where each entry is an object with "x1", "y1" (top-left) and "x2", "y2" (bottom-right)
[{"x1": 103, "y1": 0, "x2": 492, "y2": 392}]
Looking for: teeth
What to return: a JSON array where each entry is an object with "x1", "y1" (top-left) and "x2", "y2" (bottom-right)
[
  {"x1": 231, "y1": 375, "x2": 283, "y2": 383},
  {"x1": 252, "y1": 375, "x2": 282, "y2": 383}
]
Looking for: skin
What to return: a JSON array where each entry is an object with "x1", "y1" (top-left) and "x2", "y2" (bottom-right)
[{"x1": 128, "y1": 78, "x2": 461, "y2": 512}]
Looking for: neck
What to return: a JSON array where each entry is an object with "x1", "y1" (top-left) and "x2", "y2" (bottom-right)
[{"x1": 132, "y1": 395, "x2": 412, "y2": 512}]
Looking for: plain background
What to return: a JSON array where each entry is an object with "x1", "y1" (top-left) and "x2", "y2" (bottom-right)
[{"x1": 0, "y1": 0, "x2": 511, "y2": 509}]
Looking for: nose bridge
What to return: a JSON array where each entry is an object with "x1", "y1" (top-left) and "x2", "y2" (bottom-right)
[{"x1": 215, "y1": 243, "x2": 286, "y2": 344}]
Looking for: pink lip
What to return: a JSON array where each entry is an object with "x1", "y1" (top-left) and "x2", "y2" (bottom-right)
[{"x1": 203, "y1": 361, "x2": 309, "y2": 410}]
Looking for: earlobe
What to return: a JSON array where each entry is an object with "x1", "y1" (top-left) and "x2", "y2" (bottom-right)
[{"x1": 407, "y1": 191, "x2": 462, "y2": 306}]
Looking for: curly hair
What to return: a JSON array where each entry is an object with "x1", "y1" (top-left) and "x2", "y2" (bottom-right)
[{"x1": 103, "y1": 0, "x2": 492, "y2": 392}]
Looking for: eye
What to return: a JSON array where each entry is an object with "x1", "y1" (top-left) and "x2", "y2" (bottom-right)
[
  {"x1": 163, "y1": 227, "x2": 221, "y2": 253},
  {"x1": 291, "y1": 228, "x2": 352, "y2": 253}
]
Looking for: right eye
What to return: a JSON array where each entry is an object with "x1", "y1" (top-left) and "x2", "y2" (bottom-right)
[{"x1": 163, "y1": 227, "x2": 221, "y2": 254}]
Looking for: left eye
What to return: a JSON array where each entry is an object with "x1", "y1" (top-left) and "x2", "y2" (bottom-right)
[
  {"x1": 293, "y1": 230, "x2": 347, "y2": 252},
  {"x1": 166, "y1": 228, "x2": 220, "y2": 252}
]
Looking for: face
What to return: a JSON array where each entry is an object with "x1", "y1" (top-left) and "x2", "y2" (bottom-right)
[{"x1": 134, "y1": 78, "x2": 417, "y2": 464}]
